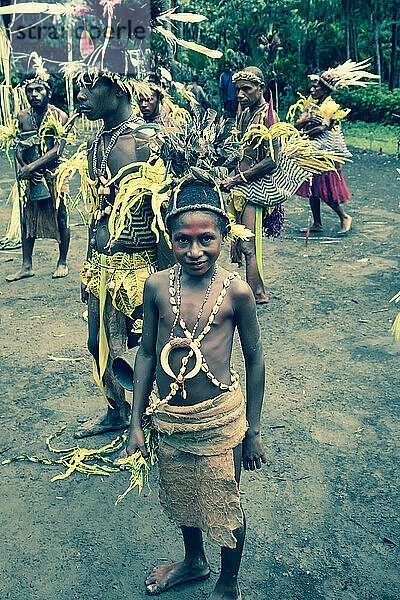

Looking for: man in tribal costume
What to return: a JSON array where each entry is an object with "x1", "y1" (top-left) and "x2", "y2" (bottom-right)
[
  {"x1": 220, "y1": 67, "x2": 279, "y2": 304},
  {"x1": 138, "y1": 81, "x2": 166, "y2": 125},
  {"x1": 69, "y1": 47, "x2": 163, "y2": 439},
  {"x1": 6, "y1": 69, "x2": 70, "y2": 282}
]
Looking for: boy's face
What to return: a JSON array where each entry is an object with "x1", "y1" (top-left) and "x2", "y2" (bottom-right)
[
  {"x1": 310, "y1": 79, "x2": 328, "y2": 100},
  {"x1": 171, "y1": 211, "x2": 222, "y2": 277}
]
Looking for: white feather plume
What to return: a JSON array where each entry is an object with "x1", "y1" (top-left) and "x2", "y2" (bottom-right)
[
  {"x1": 324, "y1": 59, "x2": 380, "y2": 88},
  {"x1": 28, "y1": 51, "x2": 50, "y2": 82}
]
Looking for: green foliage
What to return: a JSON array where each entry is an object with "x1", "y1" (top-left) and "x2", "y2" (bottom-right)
[
  {"x1": 335, "y1": 85, "x2": 400, "y2": 124},
  {"x1": 342, "y1": 120, "x2": 400, "y2": 154}
]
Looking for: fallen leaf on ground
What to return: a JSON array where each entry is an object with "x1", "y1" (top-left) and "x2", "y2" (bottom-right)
[{"x1": 47, "y1": 355, "x2": 85, "y2": 362}]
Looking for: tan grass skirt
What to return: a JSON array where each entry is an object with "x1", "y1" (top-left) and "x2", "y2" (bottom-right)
[{"x1": 153, "y1": 386, "x2": 247, "y2": 548}]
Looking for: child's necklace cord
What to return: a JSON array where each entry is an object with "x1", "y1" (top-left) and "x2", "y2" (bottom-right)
[{"x1": 169, "y1": 264, "x2": 218, "y2": 341}]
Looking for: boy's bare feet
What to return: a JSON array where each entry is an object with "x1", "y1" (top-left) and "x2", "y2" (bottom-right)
[
  {"x1": 209, "y1": 579, "x2": 241, "y2": 600},
  {"x1": 145, "y1": 560, "x2": 210, "y2": 595},
  {"x1": 5, "y1": 267, "x2": 35, "y2": 282},
  {"x1": 299, "y1": 224, "x2": 324, "y2": 233},
  {"x1": 74, "y1": 413, "x2": 129, "y2": 439},
  {"x1": 337, "y1": 214, "x2": 352, "y2": 234},
  {"x1": 52, "y1": 264, "x2": 69, "y2": 278}
]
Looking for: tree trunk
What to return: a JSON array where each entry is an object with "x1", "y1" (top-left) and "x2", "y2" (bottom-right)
[
  {"x1": 373, "y1": 12, "x2": 382, "y2": 86},
  {"x1": 389, "y1": 4, "x2": 399, "y2": 91},
  {"x1": 344, "y1": 0, "x2": 351, "y2": 59}
]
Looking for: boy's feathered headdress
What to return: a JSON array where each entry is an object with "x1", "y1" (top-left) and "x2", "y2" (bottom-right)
[
  {"x1": 310, "y1": 59, "x2": 379, "y2": 91},
  {"x1": 159, "y1": 109, "x2": 253, "y2": 240},
  {"x1": 60, "y1": 1, "x2": 222, "y2": 94}
]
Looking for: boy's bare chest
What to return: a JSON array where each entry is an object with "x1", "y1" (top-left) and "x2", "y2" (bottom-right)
[{"x1": 157, "y1": 287, "x2": 233, "y2": 344}]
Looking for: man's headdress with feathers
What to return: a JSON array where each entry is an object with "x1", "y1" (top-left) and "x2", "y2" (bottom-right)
[{"x1": 24, "y1": 52, "x2": 51, "y2": 88}]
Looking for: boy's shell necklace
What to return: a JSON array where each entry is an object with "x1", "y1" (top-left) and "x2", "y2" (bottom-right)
[{"x1": 146, "y1": 264, "x2": 240, "y2": 415}]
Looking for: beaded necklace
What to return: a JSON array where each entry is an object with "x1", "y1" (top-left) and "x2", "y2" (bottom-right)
[
  {"x1": 146, "y1": 265, "x2": 240, "y2": 415},
  {"x1": 89, "y1": 113, "x2": 139, "y2": 249},
  {"x1": 30, "y1": 106, "x2": 49, "y2": 131}
]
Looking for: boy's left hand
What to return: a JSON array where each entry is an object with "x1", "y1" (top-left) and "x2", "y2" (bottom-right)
[{"x1": 243, "y1": 430, "x2": 267, "y2": 471}]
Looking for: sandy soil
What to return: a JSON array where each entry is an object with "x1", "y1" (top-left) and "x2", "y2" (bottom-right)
[{"x1": 0, "y1": 149, "x2": 399, "y2": 600}]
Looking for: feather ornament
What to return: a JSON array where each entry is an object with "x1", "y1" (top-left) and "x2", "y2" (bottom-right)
[
  {"x1": 106, "y1": 158, "x2": 170, "y2": 245},
  {"x1": 28, "y1": 51, "x2": 50, "y2": 82},
  {"x1": 56, "y1": 143, "x2": 93, "y2": 218},
  {"x1": 0, "y1": 119, "x2": 19, "y2": 165},
  {"x1": 0, "y1": 2, "x2": 67, "y2": 15},
  {"x1": 240, "y1": 120, "x2": 351, "y2": 174},
  {"x1": 158, "y1": 9, "x2": 207, "y2": 24},
  {"x1": 228, "y1": 223, "x2": 254, "y2": 241},
  {"x1": 80, "y1": 23, "x2": 94, "y2": 59},
  {"x1": 324, "y1": 59, "x2": 380, "y2": 88}
]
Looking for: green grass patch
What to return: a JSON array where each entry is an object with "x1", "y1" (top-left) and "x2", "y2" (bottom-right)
[{"x1": 342, "y1": 121, "x2": 400, "y2": 155}]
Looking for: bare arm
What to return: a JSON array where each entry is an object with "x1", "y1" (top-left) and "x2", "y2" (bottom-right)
[
  {"x1": 232, "y1": 280, "x2": 267, "y2": 470},
  {"x1": 126, "y1": 277, "x2": 158, "y2": 457},
  {"x1": 295, "y1": 112, "x2": 311, "y2": 129},
  {"x1": 303, "y1": 124, "x2": 328, "y2": 138},
  {"x1": 220, "y1": 146, "x2": 278, "y2": 192},
  {"x1": 297, "y1": 113, "x2": 330, "y2": 139}
]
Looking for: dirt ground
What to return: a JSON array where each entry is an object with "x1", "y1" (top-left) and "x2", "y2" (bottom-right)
[{"x1": 0, "y1": 149, "x2": 399, "y2": 600}]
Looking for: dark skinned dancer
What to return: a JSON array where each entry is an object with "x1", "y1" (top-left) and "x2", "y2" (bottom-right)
[
  {"x1": 74, "y1": 73, "x2": 158, "y2": 439},
  {"x1": 6, "y1": 73, "x2": 70, "y2": 281},
  {"x1": 295, "y1": 76, "x2": 352, "y2": 234},
  {"x1": 221, "y1": 66, "x2": 278, "y2": 304},
  {"x1": 138, "y1": 87, "x2": 162, "y2": 124},
  {"x1": 126, "y1": 175, "x2": 266, "y2": 599}
]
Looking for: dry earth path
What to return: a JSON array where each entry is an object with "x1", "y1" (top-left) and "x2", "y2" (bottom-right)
[{"x1": 0, "y1": 149, "x2": 399, "y2": 600}]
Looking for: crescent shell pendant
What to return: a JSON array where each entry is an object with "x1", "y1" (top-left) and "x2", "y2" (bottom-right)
[{"x1": 160, "y1": 339, "x2": 203, "y2": 380}]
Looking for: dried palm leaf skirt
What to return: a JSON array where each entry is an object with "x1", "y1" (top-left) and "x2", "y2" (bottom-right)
[{"x1": 153, "y1": 385, "x2": 247, "y2": 548}]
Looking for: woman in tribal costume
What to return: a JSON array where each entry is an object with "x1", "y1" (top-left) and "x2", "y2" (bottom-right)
[{"x1": 292, "y1": 60, "x2": 379, "y2": 234}]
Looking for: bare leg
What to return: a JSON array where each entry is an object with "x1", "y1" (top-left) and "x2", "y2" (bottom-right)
[
  {"x1": 145, "y1": 526, "x2": 210, "y2": 594},
  {"x1": 330, "y1": 203, "x2": 352, "y2": 234},
  {"x1": 299, "y1": 196, "x2": 323, "y2": 233},
  {"x1": 6, "y1": 219, "x2": 35, "y2": 281},
  {"x1": 209, "y1": 444, "x2": 244, "y2": 600},
  {"x1": 53, "y1": 201, "x2": 70, "y2": 278},
  {"x1": 74, "y1": 294, "x2": 130, "y2": 438},
  {"x1": 241, "y1": 203, "x2": 268, "y2": 303}
]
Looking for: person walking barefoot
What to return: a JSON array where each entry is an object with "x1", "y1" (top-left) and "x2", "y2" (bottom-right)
[
  {"x1": 6, "y1": 65, "x2": 70, "y2": 282},
  {"x1": 293, "y1": 60, "x2": 379, "y2": 235}
]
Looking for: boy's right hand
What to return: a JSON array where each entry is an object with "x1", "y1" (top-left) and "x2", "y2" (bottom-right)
[{"x1": 126, "y1": 427, "x2": 148, "y2": 459}]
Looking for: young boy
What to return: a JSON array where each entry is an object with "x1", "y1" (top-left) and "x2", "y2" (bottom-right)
[{"x1": 126, "y1": 176, "x2": 266, "y2": 600}]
